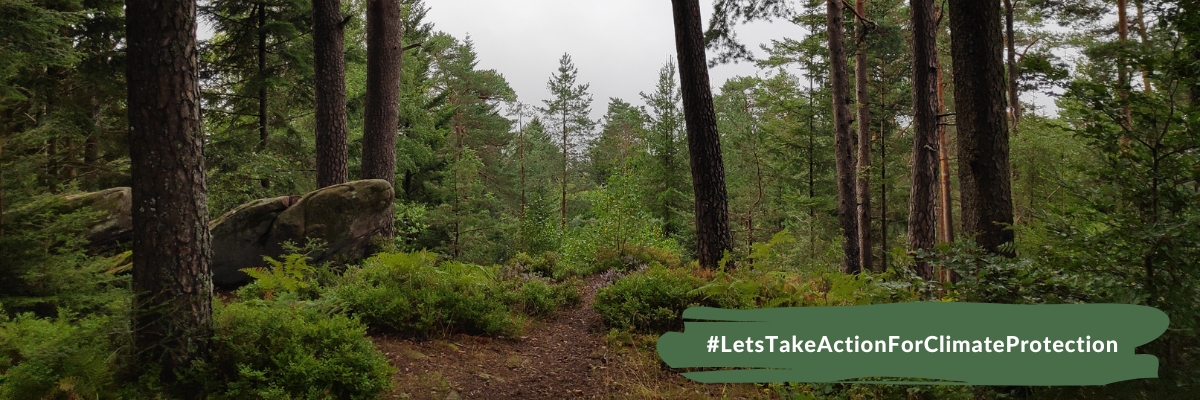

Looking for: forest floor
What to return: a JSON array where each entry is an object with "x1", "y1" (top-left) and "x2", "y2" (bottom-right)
[{"x1": 370, "y1": 275, "x2": 770, "y2": 399}]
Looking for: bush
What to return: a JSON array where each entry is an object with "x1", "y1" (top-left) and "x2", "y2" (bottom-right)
[
  {"x1": 203, "y1": 300, "x2": 394, "y2": 400},
  {"x1": 327, "y1": 251, "x2": 579, "y2": 337},
  {"x1": 594, "y1": 258, "x2": 892, "y2": 334},
  {"x1": 0, "y1": 195, "x2": 130, "y2": 317},
  {"x1": 593, "y1": 264, "x2": 703, "y2": 333},
  {"x1": 0, "y1": 311, "x2": 122, "y2": 400}
]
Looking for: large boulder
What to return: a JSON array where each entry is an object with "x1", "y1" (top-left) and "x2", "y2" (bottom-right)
[
  {"x1": 209, "y1": 195, "x2": 302, "y2": 288},
  {"x1": 62, "y1": 187, "x2": 133, "y2": 251},
  {"x1": 210, "y1": 180, "x2": 394, "y2": 288}
]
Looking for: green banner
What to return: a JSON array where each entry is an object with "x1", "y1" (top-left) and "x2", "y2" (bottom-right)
[{"x1": 656, "y1": 303, "x2": 1167, "y2": 385}]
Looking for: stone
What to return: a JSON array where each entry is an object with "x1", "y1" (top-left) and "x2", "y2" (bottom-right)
[
  {"x1": 61, "y1": 187, "x2": 132, "y2": 251},
  {"x1": 210, "y1": 180, "x2": 394, "y2": 288},
  {"x1": 209, "y1": 195, "x2": 301, "y2": 288}
]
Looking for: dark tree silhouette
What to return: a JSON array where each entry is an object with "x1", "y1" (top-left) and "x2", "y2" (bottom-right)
[
  {"x1": 671, "y1": 0, "x2": 733, "y2": 268},
  {"x1": 125, "y1": 0, "x2": 213, "y2": 388},
  {"x1": 313, "y1": 0, "x2": 349, "y2": 188},
  {"x1": 948, "y1": 0, "x2": 1016, "y2": 257}
]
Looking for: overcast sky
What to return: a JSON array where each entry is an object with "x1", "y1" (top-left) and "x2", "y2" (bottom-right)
[{"x1": 423, "y1": 0, "x2": 809, "y2": 121}]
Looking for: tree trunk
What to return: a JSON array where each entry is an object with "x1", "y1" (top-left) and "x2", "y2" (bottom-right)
[
  {"x1": 937, "y1": 65, "x2": 954, "y2": 245},
  {"x1": 362, "y1": 0, "x2": 402, "y2": 237},
  {"x1": 878, "y1": 83, "x2": 888, "y2": 270},
  {"x1": 908, "y1": 0, "x2": 940, "y2": 279},
  {"x1": 1133, "y1": 0, "x2": 1153, "y2": 93},
  {"x1": 931, "y1": 66, "x2": 950, "y2": 245},
  {"x1": 826, "y1": 0, "x2": 862, "y2": 274},
  {"x1": 1117, "y1": 0, "x2": 1132, "y2": 131},
  {"x1": 854, "y1": 0, "x2": 873, "y2": 272},
  {"x1": 671, "y1": 0, "x2": 733, "y2": 268},
  {"x1": 125, "y1": 0, "x2": 213, "y2": 389},
  {"x1": 1004, "y1": 0, "x2": 1020, "y2": 135},
  {"x1": 313, "y1": 0, "x2": 349, "y2": 188},
  {"x1": 561, "y1": 112, "x2": 568, "y2": 231},
  {"x1": 257, "y1": 2, "x2": 270, "y2": 189},
  {"x1": 948, "y1": 0, "x2": 1016, "y2": 257}
]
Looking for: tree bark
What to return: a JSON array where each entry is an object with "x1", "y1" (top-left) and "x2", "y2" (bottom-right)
[
  {"x1": 313, "y1": 0, "x2": 349, "y2": 188},
  {"x1": 1117, "y1": 0, "x2": 1132, "y2": 131},
  {"x1": 257, "y1": 2, "x2": 270, "y2": 189},
  {"x1": 671, "y1": 0, "x2": 733, "y2": 268},
  {"x1": 937, "y1": 67, "x2": 954, "y2": 246},
  {"x1": 1133, "y1": 0, "x2": 1153, "y2": 93},
  {"x1": 362, "y1": 0, "x2": 402, "y2": 237},
  {"x1": 1004, "y1": 0, "x2": 1020, "y2": 134},
  {"x1": 826, "y1": 0, "x2": 861, "y2": 274},
  {"x1": 854, "y1": 0, "x2": 873, "y2": 272},
  {"x1": 125, "y1": 0, "x2": 213, "y2": 389},
  {"x1": 908, "y1": 0, "x2": 940, "y2": 278},
  {"x1": 948, "y1": 0, "x2": 1016, "y2": 257}
]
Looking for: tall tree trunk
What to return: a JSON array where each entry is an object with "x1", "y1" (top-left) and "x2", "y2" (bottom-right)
[
  {"x1": 827, "y1": 0, "x2": 862, "y2": 274},
  {"x1": 948, "y1": 0, "x2": 1016, "y2": 257},
  {"x1": 86, "y1": 97, "x2": 101, "y2": 167},
  {"x1": 937, "y1": 65, "x2": 954, "y2": 245},
  {"x1": 878, "y1": 82, "x2": 888, "y2": 270},
  {"x1": 362, "y1": 0, "x2": 402, "y2": 237},
  {"x1": 908, "y1": 0, "x2": 940, "y2": 279},
  {"x1": 313, "y1": 0, "x2": 349, "y2": 188},
  {"x1": 1133, "y1": 0, "x2": 1153, "y2": 93},
  {"x1": 671, "y1": 0, "x2": 733, "y2": 268},
  {"x1": 125, "y1": 0, "x2": 213, "y2": 389},
  {"x1": 561, "y1": 113, "x2": 568, "y2": 231},
  {"x1": 257, "y1": 2, "x2": 270, "y2": 189},
  {"x1": 1117, "y1": 0, "x2": 1132, "y2": 131},
  {"x1": 1004, "y1": 0, "x2": 1020, "y2": 135},
  {"x1": 853, "y1": 0, "x2": 873, "y2": 272}
]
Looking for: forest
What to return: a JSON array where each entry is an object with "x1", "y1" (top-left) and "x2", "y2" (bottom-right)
[{"x1": 0, "y1": 0, "x2": 1198, "y2": 398}]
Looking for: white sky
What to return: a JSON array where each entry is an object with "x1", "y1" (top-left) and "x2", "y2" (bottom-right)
[
  {"x1": 199, "y1": 0, "x2": 1059, "y2": 120},
  {"x1": 423, "y1": 0, "x2": 807, "y2": 121}
]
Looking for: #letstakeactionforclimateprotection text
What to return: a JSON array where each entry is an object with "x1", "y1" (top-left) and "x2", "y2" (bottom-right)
[{"x1": 705, "y1": 335, "x2": 1120, "y2": 354}]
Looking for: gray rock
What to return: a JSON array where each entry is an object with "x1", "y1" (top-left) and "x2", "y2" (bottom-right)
[
  {"x1": 209, "y1": 195, "x2": 301, "y2": 288},
  {"x1": 210, "y1": 180, "x2": 394, "y2": 288},
  {"x1": 62, "y1": 187, "x2": 132, "y2": 250}
]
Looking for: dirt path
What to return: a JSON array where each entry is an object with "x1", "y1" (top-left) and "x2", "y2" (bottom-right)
[
  {"x1": 371, "y1": 276, "x2": 765, "y2": 399},
  {"x1": 372, "y1": 276, "x2": 617, "y2": 398}
]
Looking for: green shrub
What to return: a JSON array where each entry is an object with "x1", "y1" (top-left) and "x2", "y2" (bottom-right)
[
  {"x1": 595, "y1": 244, "x2": 683, "y2": 274},
  {"x1": 204, "y1": 300, "x2": 394, "y2": 400},
  {"x1": 0, "y1": 195, "x2": 130, "y2": 317},
  {"x1": 595, "y1": 258, "x2": 892, "y2": 334},
  {"x1": 504, "y1": 251, "x2": 564, "y2": 279},
  {"x1": 328, "y1": 251, "x2": 579, "y2": 337},
  {"x1": 593, "y1": 264, "x2": 703, "y2": 333},
  {"x1": 500, "y1": 277, "x2": 582, "y2": 317},
  {"x1": 0, "y1": 311, "x2": 122, "y2": 400},
  {"x1": 237, "y1": 253, "x2": 323, "y2": 301}
]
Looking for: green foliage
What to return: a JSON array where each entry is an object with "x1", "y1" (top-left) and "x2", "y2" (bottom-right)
[
  {"x1": 327, "y1": 251, "x2": 578, "y2": 337},
  {"x1": 238, "y1": 253, "x2": 320, "y2": 301},
  {"x1": 0, "y1": 195, "x2": 130, "y2": 316},
  {"x1": 201, "y1": 300, "x2": 394, "y2": 400},
  {"x1": 0, "y1": 312, "x2": 122, "y2": 400},
  {"x1": 593, "y1": 264, "x2": 703, "y2": 333}
]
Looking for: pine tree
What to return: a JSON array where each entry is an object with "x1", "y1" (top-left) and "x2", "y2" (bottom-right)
[
  {"x1": 672, "y1": 0, "x2": 734, "y2": 268},
  {"x1": 313, "y1": 0, "x2": 349, "y2": 188},
  {"x1": 640, "y1": 60, "x2": 693, "y2": 242},
  {"x1": 539, "y1": 53, "x2": 594, "y2": 231},
  {"x1": 825, "y1": 0, "x2": 862, "y2": 273},
  {"x1": 125, "y1": 0, "x2": 213, "y2": 388},
  {"x1": 948, "y1": 0, "x2": 1015, "y2": 257}
]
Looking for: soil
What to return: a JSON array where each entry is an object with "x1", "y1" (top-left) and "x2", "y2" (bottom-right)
[{"x1": 371, "y1": 276, "x2": 766, "y2": 399}]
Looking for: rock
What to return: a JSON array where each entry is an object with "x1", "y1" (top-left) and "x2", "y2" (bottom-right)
[
  {"x1": 210, "y1": 180, "x2": 394, "y2": 288},
  {"x1": 265, "y1": 179, "x2": 394, "y2": 261},
  {"x1": 209, "y1": 195, "x2": 301, "y2": 288},
  {"x1": 62, "y1": 187, "x2": 133, "y2": 251}
]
